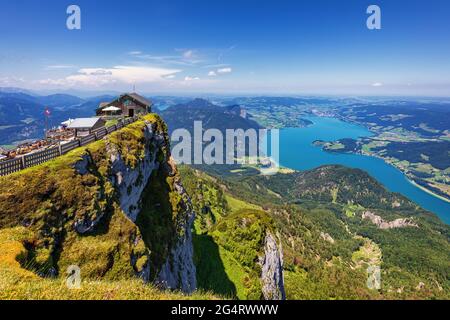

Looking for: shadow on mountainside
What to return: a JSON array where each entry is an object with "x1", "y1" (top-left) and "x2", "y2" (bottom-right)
[{"x1": 193, "y1": 233, "x2": 237, "y2": 298}]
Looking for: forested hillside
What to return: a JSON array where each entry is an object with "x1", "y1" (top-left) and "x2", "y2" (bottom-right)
[{"x1": 180, "y1": 165, "x2": 449, "y2": 299}]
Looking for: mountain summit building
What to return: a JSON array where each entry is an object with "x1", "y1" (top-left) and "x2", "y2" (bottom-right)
[{"x1": 97, "y1": 93, "x2": 152, "y2": 118}]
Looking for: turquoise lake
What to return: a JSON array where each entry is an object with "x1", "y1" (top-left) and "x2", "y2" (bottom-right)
[{"x1": 277, "y1": 117, "x2": 450, "y2": 224}]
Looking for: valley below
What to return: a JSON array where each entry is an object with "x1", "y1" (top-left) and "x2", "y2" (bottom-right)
[{"x1": 211, "y1": 96, "x2": 450, "y2": 223}]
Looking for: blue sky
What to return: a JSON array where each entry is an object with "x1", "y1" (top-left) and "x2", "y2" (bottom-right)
[{"x1": 0, "y1": 0, "x2": 449, "y2": 96}]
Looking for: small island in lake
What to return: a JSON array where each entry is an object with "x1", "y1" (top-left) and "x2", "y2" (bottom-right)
[{"x1": 313, "y1": 138, "x2": 359, "y2": 153}]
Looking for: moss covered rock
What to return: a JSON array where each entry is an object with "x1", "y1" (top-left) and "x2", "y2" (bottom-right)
[{"x1": 0, "y1": 114, "x2": 196, "y2": 294}]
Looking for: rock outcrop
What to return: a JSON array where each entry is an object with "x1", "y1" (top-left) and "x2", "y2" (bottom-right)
[
  {"x1": 259, "y1": 233, "x2": 286, "y2": 300},
  {"x1": 106, "y1": 120, "x2": 197, "y2": 292},
  {"x1": 362, "y1": 211, "x2": 418, "y2": 229},
  {"x1": 320, "y1": 232, "x2": 335, "y2": 244},
  {"x1": 109, "y1": 122, "x2": 159, "y2": 222},
  {"x1": 156, "y1": 179, "x2": 197, "y2": 293}
]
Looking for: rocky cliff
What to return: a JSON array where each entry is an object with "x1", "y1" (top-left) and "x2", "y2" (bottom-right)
[
  {"x1": 0, "y1": 114, "x2": 196, "y2": 293},
  {"x1": 206, "y1": 209, "x2": 286, "y2": 300},
  {"x1": 179, "y1": 167, "x2": 287, "y2": 300},
  {"x1": 260, "y1": 233, "x2": 285, "y2": 300},
  {"x1": 155, "y1": 178, "x2": 197, "y2": 292}
]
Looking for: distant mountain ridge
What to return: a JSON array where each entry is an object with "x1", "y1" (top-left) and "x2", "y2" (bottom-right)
[
  {"x1": 0, "y1": 87, "x2": 38, "y2": 96},
  {"x1": 0, "y1": 90, "x2": 86, "y2": 107},
  {"x1": 0, "y1": 92, "x2": 95, "y2": 144},
  {"x1": 36, "y1": 94, "x2": 85, "y2": 108},
  {"x1": 160, "y1": 98, "x2": 261, "y2": 135}
]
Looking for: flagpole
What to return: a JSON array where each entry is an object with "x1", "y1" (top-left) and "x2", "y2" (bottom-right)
[{"x1": 44, "y1": 107, "x2": 49, "y2": 139}]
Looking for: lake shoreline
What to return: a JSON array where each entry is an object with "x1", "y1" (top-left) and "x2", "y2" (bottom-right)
[
  {"x1": 315, "y1": 143, "x2": 450, "y2": 204},
  {"x1": 280, "y1": 116, "x2": 450, "y2": 224},
  {"x1": 310, "y1": 116, "x2": 450, "y2": 203},
  {"x1": 409, "y1": 180, "x2": 450, "y2": 204}
]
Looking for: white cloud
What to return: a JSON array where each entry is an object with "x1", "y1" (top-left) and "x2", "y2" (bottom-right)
[
  {"x1": 130, "y1": 49, "x2": 204, "y2": 67},
  {"x1": 38, "y1": 78, "x2": 73, "y2": 86},
  {"x1": 182, "y1": 50, "x2": 195, "y2": 59},
  {"x1": 217, "y1": 67, "x2": 232, "y2": 74},
  {"x1": 46, "y1": 65, "x2": 76, "y2": 70},
  {"x1": 184, "y1": 76, "x2": 200, "y2": 81},
  {"x1": 78, "y1": 68, "x2": 113, "y2": 76},
  {"x1": 372, "y1": 82, "x2": 383, "y2": 87},
  {"x1": 0, "y1": 76, "x2": 25, "y2": 85},
  {"x1": 38, "y1": 65, "x2": 182, "y2": 87},
  {"x1": 201, "y1": 63, "x2": 230, "y2": 69},
  {"x1": 207, "y1": 67, "x2": 232, "y2": 77}
]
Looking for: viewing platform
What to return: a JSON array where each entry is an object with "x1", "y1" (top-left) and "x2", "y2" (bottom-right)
[{"x1": 0, "y1": 115, "x2": 140, "y2": 177}]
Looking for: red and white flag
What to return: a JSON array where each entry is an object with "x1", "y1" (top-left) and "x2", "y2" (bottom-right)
[{"x1": 44, "y1": 107, "x2": 51, "y2": 116}]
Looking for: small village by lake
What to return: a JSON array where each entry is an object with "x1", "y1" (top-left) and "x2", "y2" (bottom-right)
[{"x1": 278, "y1": 117, "x2": 450, "y2": 224}]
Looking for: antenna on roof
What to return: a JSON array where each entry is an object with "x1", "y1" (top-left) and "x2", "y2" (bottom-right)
[{"x1": 133, "y1": 84, "x2": 136, "y2": 93}]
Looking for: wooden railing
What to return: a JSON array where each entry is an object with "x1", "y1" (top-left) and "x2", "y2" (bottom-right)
[
  {"x1": 0, "y1": 158, "x2": 24, "y2": 176},
  {"x1": 0, "y1": 116, "x2": 140, "y2": 177},
  {"x1": 22, "y1": 146, "x2": 60, "y2": 168},
  {"x1": 60, "y1": 140, "x2": 80, "y2": 155}
]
